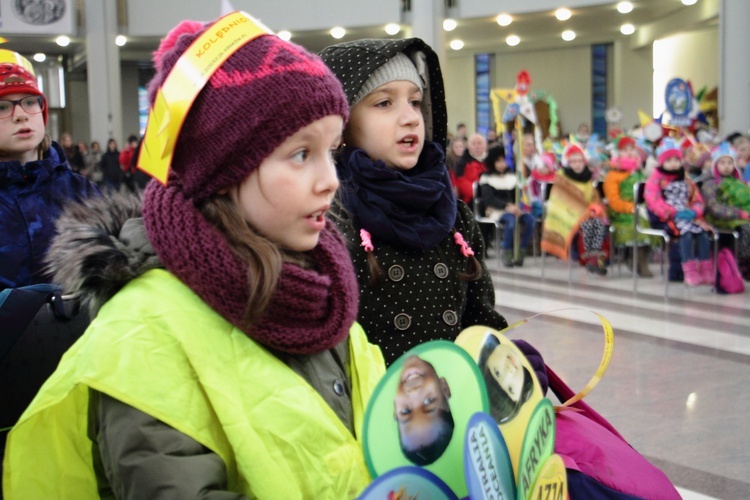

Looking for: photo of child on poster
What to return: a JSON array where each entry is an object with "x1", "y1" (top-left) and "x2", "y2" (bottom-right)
[
  {"x1": 454, "y1": 326, "x2": 544, "y2": 478},
  {"x1": 395, "y1": 355, "x2": 454, "y2": 466},
  {"x1": 477, "y1": 333, "x2": 535, "y2": 424},
  {"x1": 362, "y1": 340, "x2": 489, "y2": 498}
]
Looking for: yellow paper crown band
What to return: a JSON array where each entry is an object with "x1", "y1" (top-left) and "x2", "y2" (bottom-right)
[
  {"x1": 137, "y1": 11, "x2": 272, "y2": 184},
  {"x1": 0, "y1": 39, "x2": 36, "y2": 75}
]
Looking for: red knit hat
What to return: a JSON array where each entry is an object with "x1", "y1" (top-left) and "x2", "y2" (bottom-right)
[
  {"x1": 0, "y1": 60, "x2": 47, "y2": 124},
  {"x1": 562, "y1": 143, "x2": 585, "y2": 167},
  {"x1": 144, "y1": 19, "x2": 349, "y2": 202},
  {"x1": 616, "y1": 136, "x2": 635, "y2": 150}
]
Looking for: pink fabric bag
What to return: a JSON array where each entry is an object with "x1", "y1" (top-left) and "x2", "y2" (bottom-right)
[
  {"x1": 716, "y1": 247, "x2": 745, "y2": 294},
  {"x1": 548, "y1": 366, "x2": 681, "y2": 499}
]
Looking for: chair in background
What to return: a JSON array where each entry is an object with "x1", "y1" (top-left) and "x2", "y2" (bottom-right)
[
  {"x1": 632, "y1": 182, "x2": 671, "y2": 295},
  {"x1": 472, "y1": 182, "x2": 503, "y2": 269}
]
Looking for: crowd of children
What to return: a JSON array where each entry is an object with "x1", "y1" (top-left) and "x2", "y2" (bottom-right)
[{"x1": 457, "y1": 119, "x2": 750, "y2": 286}]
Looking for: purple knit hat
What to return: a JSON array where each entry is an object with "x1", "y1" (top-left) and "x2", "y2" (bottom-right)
[{"x1": 145, "y1": 20, "x2": 349, "y2": 201}]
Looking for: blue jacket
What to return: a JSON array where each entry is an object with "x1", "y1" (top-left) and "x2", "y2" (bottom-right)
[{"x1": 0, "y1": 141, "x2": 100, "y2": 290}]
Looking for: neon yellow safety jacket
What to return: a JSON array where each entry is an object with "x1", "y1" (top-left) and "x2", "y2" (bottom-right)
[{"x1": 3, "y1": 269, "x2": 385, "y2": 499}]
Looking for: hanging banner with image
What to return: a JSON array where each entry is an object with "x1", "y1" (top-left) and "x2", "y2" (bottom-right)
[{"x1": 0, "y1": 0, "x2": 73, "y2": 35}]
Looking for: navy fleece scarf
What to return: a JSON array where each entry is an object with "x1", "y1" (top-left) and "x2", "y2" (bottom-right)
[{"x1": 337, "y1": 141, "x2": 457, "y2": 251}]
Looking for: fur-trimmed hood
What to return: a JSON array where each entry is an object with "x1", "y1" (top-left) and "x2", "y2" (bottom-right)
[{"x1": 45, "y1": 189, "x2": 162, "y2": 316}]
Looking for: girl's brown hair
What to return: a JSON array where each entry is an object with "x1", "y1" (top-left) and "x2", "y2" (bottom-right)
[{"x1": 199, "y1": 193, "x2": 310, "y2": 327}]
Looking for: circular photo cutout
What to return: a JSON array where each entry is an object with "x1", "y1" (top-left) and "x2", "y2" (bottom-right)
[{"x1": 362, "y1": 340, "x2": 488, "y2": 497}]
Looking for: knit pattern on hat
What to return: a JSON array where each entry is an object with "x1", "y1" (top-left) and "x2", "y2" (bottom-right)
[
  {"x1": 352, "y1": 52, "x2": 422, "y2": 107},
  {"x1": 0, "y1": 62, "x2": 47, "y2": 123},
  {"x1": 142, "y1": 181, "x2": 359, "y2": 355},
  {"x1": 147, "y1": 22, "x2": 349, "y2": 201},
  {"x1": 656, "y1": 137, "x2": 682, "y2": 166}
]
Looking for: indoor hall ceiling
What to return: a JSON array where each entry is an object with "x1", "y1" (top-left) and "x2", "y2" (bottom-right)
[{"x1": 2, "y1": 0, "x2": 714, "y2": 70}]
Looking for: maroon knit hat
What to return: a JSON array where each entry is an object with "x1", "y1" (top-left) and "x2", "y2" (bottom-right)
[{"x1": 145, "y1": 20, "x2": 349, "y2": 201}]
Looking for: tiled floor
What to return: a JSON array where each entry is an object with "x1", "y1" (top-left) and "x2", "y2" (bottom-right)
[{"x1": 487, "y1": 252, "x2": 749, "y2": 499}]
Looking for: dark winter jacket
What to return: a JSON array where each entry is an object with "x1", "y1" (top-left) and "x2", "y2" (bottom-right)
[
  {"x1": 0, "y1": 141, "x2": 100, "y2": 290},
  {"x1": 321, "y1": 38, "x2": 507, "y2": 364},
  {"x1": 331, "y1": 200, "x2": 506, "y2": 364}
]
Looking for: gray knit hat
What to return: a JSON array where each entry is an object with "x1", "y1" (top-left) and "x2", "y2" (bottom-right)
[{"x1": 352, "y1": 52, "x2": 422, "y2": 107}]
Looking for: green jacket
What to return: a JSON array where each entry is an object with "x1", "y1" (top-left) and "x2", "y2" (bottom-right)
[{"x1": 4, "y1": 269, "x2": 384, "y2": 499}]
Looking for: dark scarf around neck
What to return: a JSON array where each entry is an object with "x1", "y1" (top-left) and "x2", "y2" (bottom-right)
[
  {"x1": 142, "y1": 181, "x2": 358, "y2": 355},
  {"x1": 562, "y1": 166, "x2": 592, "y2": 183},
  {"x1": 336, "y1": 141, "x2": 457, "y2": 251},
  {"x1": 657, "y1": 165, "x2": 685, "y2": 180}
]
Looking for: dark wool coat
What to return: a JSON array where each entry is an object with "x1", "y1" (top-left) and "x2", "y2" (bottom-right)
[
  {"x1": 332, "y1": 201, "x2": 507, "y2": 365},
  {"x1": 321, "y1": 37, "x2": 506, "y2": 364}
]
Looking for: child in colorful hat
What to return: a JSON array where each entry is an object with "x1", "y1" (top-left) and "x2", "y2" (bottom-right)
[
  {"x1": 645, "y1": 137, "x2": 712, "y2": 285},
  {"x1": 541, "y1": 143, "x2": 610, "y2": 275},
  {"x1": 603, "y1": 135, "x2": 654, "y2": 277},
  {"x1": 701, "y1": 141, "x2": 750, "y2": 280},
  {"x1": 0, "y1": 47, "x2": 99, "y2": 290}
]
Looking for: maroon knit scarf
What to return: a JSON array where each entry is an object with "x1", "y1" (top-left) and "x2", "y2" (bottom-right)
[{"x1": 141, "y1": 181, "x2": 359, "y2": 355}]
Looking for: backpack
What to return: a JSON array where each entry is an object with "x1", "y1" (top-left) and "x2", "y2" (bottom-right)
[
  {"x1": 716, "y1": 247, "x2": 745, "y2": 294},
  {"x1": 547, "y1": 366, "x2": 680, "y2": 499}
]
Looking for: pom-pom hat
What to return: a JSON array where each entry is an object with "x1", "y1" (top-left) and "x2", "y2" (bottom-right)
[
  {"x1": 655, "y1": 137, "x2": 682, "y2": 165},
  {"x1": 141, "y1": 12, "x2": 349, "y2": 202},
  {"x1": 0, "y1": 48, "x2": 47, "y2": 124}
]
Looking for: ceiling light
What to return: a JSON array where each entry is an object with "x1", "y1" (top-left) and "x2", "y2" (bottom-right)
[
  {"x1": 115, "y1": 35, "x2": 127, "y2": 47},
  {"x1": 277, "y1": 30, "x2": 292, "y2": 41},
  {"x1": 617, "y1": 2, "x2": 634, "y2": 14},
  {"x1": 330, "y1": 27, "x2": 346, "y2": 39},
  {"x1": 33, "y1": 53, "x2": 46, "y2": 62},
  {"x1": 496, "y1": 13, "x2": 512, "y2": 27},
  {"x1": 450, "y1": 39, "x2": 464, "y2": 50},
  {"x1": 682, "y1": 0, "x2": 697, "y2": 5},
  {"x1": 506, "y1": 35, "x2": 520, "y2": 47},
  {"x1": 555, "y1": 8, "x2": 572, "y2": 21},
  {"x1": 620, "y1": 23, "x2": 635, "y2": 35},
  {"x1": 443, "y1": 18, "x2": 457, "y2": 31},
  {"x1": 385, "y1": 23, "x2": 400, "y2": 35},
  {"x1": 562, "y1": 30, "x2": 576, "y2": 41},
  {"x1": 55, "y1": 35, "x2": 70, "y2": 47}
]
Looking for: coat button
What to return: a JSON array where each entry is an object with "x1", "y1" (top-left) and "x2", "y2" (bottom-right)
[
  {"x1": 434, "y1": 262, "x2": 449, "y2": 279},
  {"x1": 394, "y1": 313, "x2": 412, "y2": 330},
  {"x1": 388, "y1": 265, "x2": 405, "y2": 282},
  {"x1": 442, "y1": 310, "x2": 458, "y2": 326},
  {"x1": 333, "y1": 380, "x2": 345, "y2": 396}
]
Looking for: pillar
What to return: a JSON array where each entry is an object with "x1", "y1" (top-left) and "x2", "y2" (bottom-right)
[
  {"x1": 84, "y1": 0, "x2": 123, "y2": 144},
  {"x1": 719, "y1": 0, "x2": 750, "y2": 136}
]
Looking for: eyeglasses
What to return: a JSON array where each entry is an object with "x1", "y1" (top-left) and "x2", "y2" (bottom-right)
[{"x1": 0, "y1": 96, "x2": 45, "y2": 119}]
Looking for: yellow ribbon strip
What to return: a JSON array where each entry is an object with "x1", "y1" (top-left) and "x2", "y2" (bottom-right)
[
  {"x1": 138, "y1": 11, "x2": 272, "y2": 184},
  {"x1": 499, "y1": 308, "x2": 614, "y2": 409}
]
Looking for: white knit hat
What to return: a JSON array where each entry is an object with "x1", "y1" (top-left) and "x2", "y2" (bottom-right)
[{"x1": 352, "y1": 52, "x2": 423, "y2": 107}]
